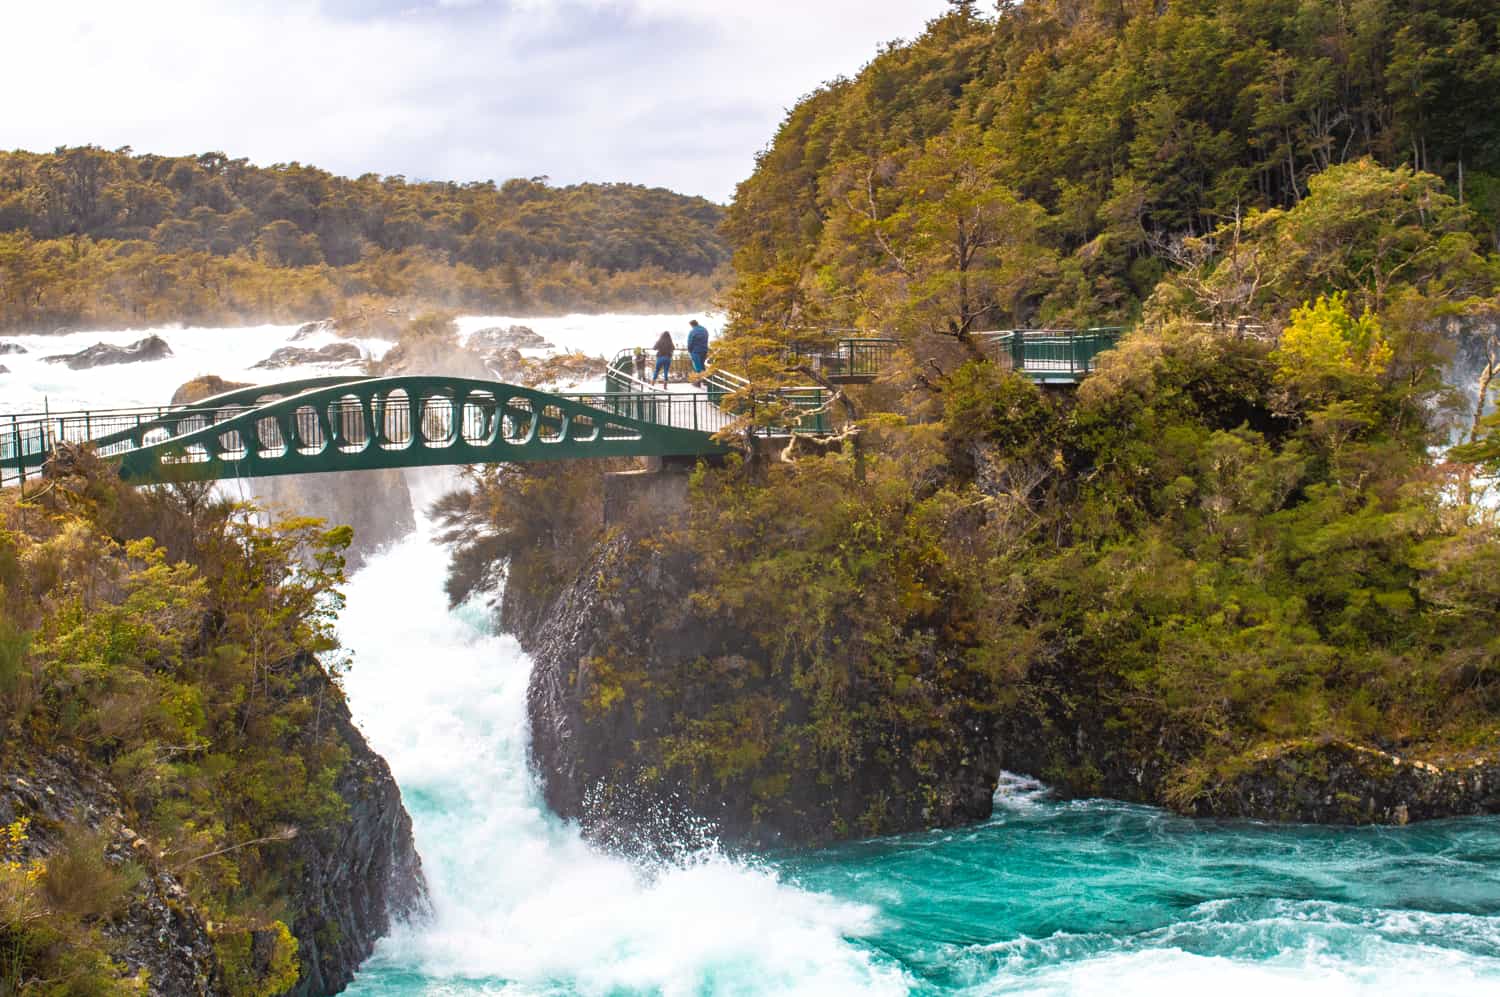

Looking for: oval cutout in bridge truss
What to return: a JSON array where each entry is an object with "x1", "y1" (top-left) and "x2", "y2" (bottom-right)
[
  {"x1": 256, "y1": 417, "x2": 286, "y2": 457},
  {"x1": 570, "y1": 413, "x2": 598, "y2": 442},
  {"x1": 601, "y1": 421, "x2": 643, "y2": 441},
  {"x1": 293, "y1": 405, "x2": 326, "y2": 455},
  {"x1": 420, "y1": 396, "x2": 456, "y2": 446},
  {"x1": 463, "y1": 392, "x2": 499, "y2": 445},
  {"x1": 331, "y1": 395, "x2": 369, "y2": 453},
  {"x1": 218, "y1": 430, "x2": 248, "y2": 461},
  {"x1": 380, "y1": 389, "x2": 413, "y2": 449},
  {"x1": 503, "y1": 398, "x2": 536, "y2": 445},
  {"x1": 538, "y1": 404, "x2": 565, "y2": 443}
]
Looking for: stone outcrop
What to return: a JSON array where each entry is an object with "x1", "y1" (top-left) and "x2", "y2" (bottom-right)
[
  {"x1": 1179, "y1": 740, "x2": 1500, "y2": 825},
  {"x1": 252, "y1": 343, "x2": 364, "y2": 370},
  {"x1": 0, "y1": 748, "x2": 222, "y2": 995},
  {"x1": 506, "y1": 480, "x2": 1000, "y2": 851},
  {"x1": 0, "y1": 655, "x2": 426, "y2": 996},
  {"x1": 171, "y1": 375, "x2": 253, "y2": 405},
  {"x1": 469, "y1": 325, "x2": 551, "y2": 351},
  {"x1": 281, "y1": 657, "x2": 427, "y2": 995},
  {"x1": 0, "y1": 341, "x2": 26, "y2": 355},
  {"x1": 43, "y1": 335, "x2": 173, "y2": 370},
  {"x1": 0, "y1": 365, "x2": 8, "y2": 375},
  {"x1": 503, "y1": 465, "x2": 1500, "y2": 846}
]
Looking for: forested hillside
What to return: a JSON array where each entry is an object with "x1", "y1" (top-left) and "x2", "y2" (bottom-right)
[
  {"x1": 441, "y1": 0, "x2": 1500, "y2": 844},
  {"x1": 725, "y1": 0, "x2": 1500, "y2": 335},
  {"x1": 0, "y1": 147, "x2": 728, "y2": 332}
]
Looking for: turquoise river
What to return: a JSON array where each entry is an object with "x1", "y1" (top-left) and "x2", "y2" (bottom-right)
[{"x1": 339, "y1": 515, "x2": 1500, "y2": 997}]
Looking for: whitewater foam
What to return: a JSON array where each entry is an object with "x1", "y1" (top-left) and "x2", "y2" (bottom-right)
[{"x1": 338, "y1": 512, "x2": 906, "y2": 996}]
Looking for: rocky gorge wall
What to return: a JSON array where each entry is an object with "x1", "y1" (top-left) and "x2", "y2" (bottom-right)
[
  {"x1": 0, "y1": 656, "x2": 425, "y2": 996},
  {"x1": 500, "y1": 468, "x2": 1500, "y2": 850}
]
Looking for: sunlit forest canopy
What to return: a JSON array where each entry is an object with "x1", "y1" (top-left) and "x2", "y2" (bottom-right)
[
  {"x1": 724, "y1": 0, "x2": 1500, "y2": 336},
  {"x1": 0, "y1": 146, "x2": 729, "y2": 331}
]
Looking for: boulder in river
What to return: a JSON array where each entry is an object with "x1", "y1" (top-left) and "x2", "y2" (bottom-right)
[
  {"x1": 293, "y1": 318, "x2": 340, "y2": 341},
  {"x1": 468, "y1": 325, "x2": 552, "y2": 351},
  {"x1": 171, "y1": 375, "x2": 253, "y2": 405},
  {"x1": 252, "y1": 342, "x2": 364, "y2": 370},
  {"x1": 0, "y1": 364, "x2": 9, "y2": 374},
  {"x1": 43, "y1": 335, "x2": 173, "y2": 370},
  {"x1": 0, "y1": 341, "x2": 26, "y2": 355}
]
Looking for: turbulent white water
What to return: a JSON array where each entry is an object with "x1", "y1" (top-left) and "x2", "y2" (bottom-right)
[{"x1": 336, "y1": 518, "x2": 906, "y2": 996}]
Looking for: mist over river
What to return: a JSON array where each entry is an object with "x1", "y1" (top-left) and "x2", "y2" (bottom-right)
[{"x1": 6, "y1": 317, "x2": 1500, "y2": 995}]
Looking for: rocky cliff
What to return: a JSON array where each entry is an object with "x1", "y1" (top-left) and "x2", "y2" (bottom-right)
[
  {"x1": 0, "y1": 657, "x2": 424, "y2": 996},
  {"x1": 501, "y1": 464, "x2": 1500, "y2": 848},
  {"x1": 281, "y1": 656, "x2": 427, "y2": 996},
  {"x1": 505, "y1": 525, "x2": 1001, "y2": 851}
]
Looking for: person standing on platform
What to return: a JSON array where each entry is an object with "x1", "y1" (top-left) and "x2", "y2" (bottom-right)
[
  {"x1": 686, "y1": 319, "x2": 710, "y2": 378},
  {"x1": 651, "y1": 330, "x2": 675, "y2": 387}
]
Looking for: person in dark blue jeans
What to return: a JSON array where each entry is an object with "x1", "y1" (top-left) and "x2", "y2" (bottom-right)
[
  {"x1": 686, "y1": 319, "x2": 710, "y2": 375},
  {"x1": 651, "y1": 330, "x2": 674, "y2": 386}
]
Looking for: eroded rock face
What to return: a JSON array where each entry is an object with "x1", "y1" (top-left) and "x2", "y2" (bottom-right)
[
  {"x1": 282, "y1": 657, "x2": 428, "y2": 996},
  {"x1": 252, "y1": 343, "x2": 364, "y2": 370},
  {"x1": 1179, "y1": 740, "x2": 1500, "y2": 825},
  {"x1": 0, "y1": 658, "x2": 427, "y2": 997},
  {"x1": 43, "y1": 335, "x2": 173, "y2": 370},
  {"x1": 507, "y1": 519, "x2": 1001, "y2": 852},
  {"x1": 0, "y1": 748, "x2": 223, "y2": 995},
  {"x1": 252, "y1": 469, "x2": 417, "y2": 572}
]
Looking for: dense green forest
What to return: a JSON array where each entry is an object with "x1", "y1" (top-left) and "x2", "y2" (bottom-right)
[
  {"x1": 0, "y1": 147, "x2": 728, "y2": 332},
  {"x1": 445, "y1": 0, "x2": 1500, "y2": 838},
  {"x1": 726, "y1": 0, "x2": 1500, "y2": 335}
]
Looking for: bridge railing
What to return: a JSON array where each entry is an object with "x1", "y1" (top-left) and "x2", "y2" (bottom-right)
[
  {"x1": 606, "y1": 351, "x2": 829, "y2": 434},
  {"x1": 786, "y1": 337, "x2": 898, "y2": 381},
  {"x1": 973, "y1": 328, "x2": 1124, "y2": 379}
]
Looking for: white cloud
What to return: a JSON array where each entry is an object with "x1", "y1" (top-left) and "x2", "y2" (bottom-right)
[{"x1": 1, "y1": 0, "x2": 950, "y2": 199}]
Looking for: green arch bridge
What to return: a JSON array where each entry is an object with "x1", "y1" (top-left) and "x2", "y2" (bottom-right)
[{"x1": 1, "y1": 330, "x2": 1121, "y2": 487}]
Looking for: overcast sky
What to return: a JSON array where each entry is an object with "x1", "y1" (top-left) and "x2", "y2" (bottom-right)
[{"x1": 5, "y1": 0, "x2": 952, "y2": 201}]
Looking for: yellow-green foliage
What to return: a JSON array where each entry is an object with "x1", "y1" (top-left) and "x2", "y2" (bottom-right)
[
  {"x1": 215, "y1": 921, "x2": 299, "y2": 997},
  {"x1": 0, "y1": 465, "x2": 358, "y2": 992},
  {"x1": 1276, "y1": 294, "x2": 1392, "y2": 383}
]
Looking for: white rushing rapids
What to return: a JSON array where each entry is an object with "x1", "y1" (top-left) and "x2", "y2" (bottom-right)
[{"x1": 335, "y1": 509, "x2": 906, "y2": 996}]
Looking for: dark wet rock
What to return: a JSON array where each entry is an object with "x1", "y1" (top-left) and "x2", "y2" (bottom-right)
[
  {"x1": 0, "y1": 365, "x2": 8, "y2": 374},
  {"x1": 293, "y1": 318, "x2": 339, "y2": 341},
  {"x1": 43, "y1": 335, "x2": 173, "y2": 370},
  {"x1": 507, "y1": 511, "x2": 1000, "y2": 852},
  {"x1": 0, "y1": 748, "x2": 223, "y2": 995},
  {"x1": 0, "y1": 341, "x2": 26, "y2": 355},
  {"x1": 1178, "y1": 740, "x2": 1500, "y2": 825},
  {"x1": 469, "y1": 325, "x2": 551, "y2": 351},
  {"x1": 171, "y1": 375, "x2": 254, "y2": 405},
  {"x1": 282, "y1": 656, "x2": 427, "y2": 995},
  {"x1": 251, "y1": 342, "x2": 364, "y2": 370}
]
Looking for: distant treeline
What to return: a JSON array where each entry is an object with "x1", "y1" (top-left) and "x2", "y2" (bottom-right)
[{"x1": 0, "y1": 147, "x2": 729, "y2": 331}]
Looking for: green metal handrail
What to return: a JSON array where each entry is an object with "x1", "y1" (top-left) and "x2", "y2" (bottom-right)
[{"x1": 974, "y1": 328, "x2": 1123, "y2": 380}]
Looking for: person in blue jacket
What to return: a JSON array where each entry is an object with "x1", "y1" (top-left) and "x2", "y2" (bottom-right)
[{"x1": 686, "y1": 319, "x2": 710, "y2": 375}]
